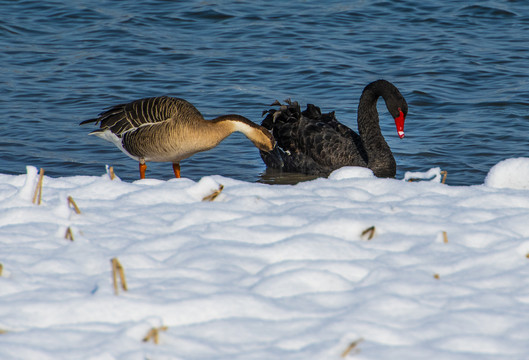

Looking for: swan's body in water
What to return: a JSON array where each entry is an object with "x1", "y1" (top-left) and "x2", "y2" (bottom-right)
[
  {"x1": 81, "y1": 97, "x2": 275, "y2": 179},
  {"x1": 260, "y1": 80, "x2": 408, "y2": 178}
]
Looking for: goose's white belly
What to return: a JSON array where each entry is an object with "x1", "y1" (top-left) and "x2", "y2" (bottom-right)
[{"x1": 94, "y1": 130, "x2": 141, "y2": 161}]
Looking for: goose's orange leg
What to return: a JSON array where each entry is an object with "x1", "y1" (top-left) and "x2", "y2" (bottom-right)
[
  {"x1": 172, "y1": 163, "x2": 181, "y2": 178},
  {"x1": 139, "y1": 162, "x2": 147, "y2": 179}
]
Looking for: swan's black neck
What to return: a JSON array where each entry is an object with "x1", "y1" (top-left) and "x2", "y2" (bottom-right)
[
  {"x1": 357, "y1": 80, "x2": 394, "y2": 138},
  {"x1": 356, "y1": 80, "x2": 398, "y2": 177}
]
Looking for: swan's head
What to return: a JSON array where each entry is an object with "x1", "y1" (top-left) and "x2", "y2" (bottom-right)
[{"x1": 363, "y1": 79, "x2": 408, "y2": 139}]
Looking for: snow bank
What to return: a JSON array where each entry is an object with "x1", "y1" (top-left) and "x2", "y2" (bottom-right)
[
  {"x1": 485, "y1": 157, "x2": 529, "y2": 189},
  {"x1": 0, "y1": 162, "x2": 528, "y2": 359}
]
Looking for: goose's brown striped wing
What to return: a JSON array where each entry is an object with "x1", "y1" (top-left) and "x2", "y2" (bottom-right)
[{"x1": 80, "y1": 96, "x2": 202, "y2": 137}]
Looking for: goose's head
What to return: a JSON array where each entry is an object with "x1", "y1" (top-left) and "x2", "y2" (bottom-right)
[{"x1": 252, "y1": 126, "x2": 275, "y2": 152}]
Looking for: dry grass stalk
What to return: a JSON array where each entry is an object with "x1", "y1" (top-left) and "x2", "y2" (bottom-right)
[
  {"x1": 32, "y1": 168, "x2": 45, "y2": 205},
  {"x1": 143, "y1": 326, "x2": 168, "y2": 344},
  {"x1": 64, "y1": 227, "x2": 74, "y2": 241},
  {"x1": 111, "y1": 258, "x2": 128, "y2": 295},
  {"x1": 361, "y1": 226, "x2": 376, "y2": 240},
  {"x1": 0, "y1": 263, "x2": 3, "y2": 277},
  {"x1": 111, "y1": 259, "x2": 118, "y2": 294},
  {"x1": 526, "y1": 253, "x2": 529, "y2": 259},
  {"x1": 440, "y1": 170, "x2": 448, "y2": 184},
  {"x1": 434, "y1": 273, "x2": 440, "y2": 280},
  {"x1": 108, "y1": 166, "x2": 116, "y2": 180},
  {"x1": 341, "y1": 338, "x2": 364, "y2": 358},
  {"x1": 202, "y1": 184, "x2": 224, "y2": 202},
  {"x1": 442, "y1": 231, "x2": 448, "y2": 243},
  {"x1": 67, "y1": 196, "x2": 82, "y2": 214}
]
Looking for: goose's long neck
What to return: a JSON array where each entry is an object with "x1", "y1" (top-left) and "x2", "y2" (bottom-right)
[{"x1": 207, "y1": 115, "x2": 274, "y2": 151}]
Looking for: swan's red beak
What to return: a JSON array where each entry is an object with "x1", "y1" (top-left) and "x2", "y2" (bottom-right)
[{"x1": 394, "y1": 108, "x2": 405, "y2": 139}]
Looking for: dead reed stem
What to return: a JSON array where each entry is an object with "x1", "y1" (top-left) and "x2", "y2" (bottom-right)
[
  {"x1": 32, "y1": 168, "x2": 45, "y2": 205},
  {"x1": 143, "y1": 326, "x2": 168, "y2": 344},
  {"x1": 442, "y1": 231, "x2": 448, "y2": 243},
  {"x1": 67, "y1": 196, "x2": 82, "y2": 214},
  {"x1": 111, "y1": 258, "x2": 128, "y2": 295},
  {"x1": 64, "y1": 227, "x2": 74, "y2": 241},
  {"x1": 202, "y1": 184, "x2": 224, "y2": 202},
  {"x1": 341, "y1": 338, "x2": 364, "y2": 358},
  {"x1": 361, "y1": 226, "x2": 376, "y2": 240},
  {"x1": 440, "y1": 170, "x2": 448, "y2": 184},
  {"x1": 111, "y1": 259, "x2": 118, "y2": 294},
  {"x1": 0, "y1": 263, "x2": 3, "y2": 277},
  {"x1": 108, "y1": 166, "x2": 116, "y2": 180}
]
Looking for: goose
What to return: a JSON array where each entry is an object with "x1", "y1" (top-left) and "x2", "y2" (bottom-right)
[
  {"x1": 81, "y1": 96, "x2": 275, "y2": 179},
  {"x1": 260, "y1": 80, "x2": 407, "y2": 178}
]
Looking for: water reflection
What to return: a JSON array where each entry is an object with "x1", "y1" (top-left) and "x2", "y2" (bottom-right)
[{"x1": 259, "y1": 168, "x2": 319, "y2": 185}]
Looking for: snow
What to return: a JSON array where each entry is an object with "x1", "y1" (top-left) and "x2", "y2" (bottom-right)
[
  {"x1": 485, "y1": 157, "x2": 529, "y2": 190},
  {"x1": 1, "y1": 159, "x2": 529, "y2": 359}
]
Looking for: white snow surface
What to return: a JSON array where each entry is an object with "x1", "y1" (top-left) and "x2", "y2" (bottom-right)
[
  {"x1": 485, "y1": 157, "x2": 529, "y2": 190},
  {"x1": 1, "y1": 161, "x2": 529, "y2": 360}
]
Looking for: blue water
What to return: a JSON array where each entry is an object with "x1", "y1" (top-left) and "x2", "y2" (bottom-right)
[{"x1": 2, "y1": 0, "x2": 528, "y2": 185}]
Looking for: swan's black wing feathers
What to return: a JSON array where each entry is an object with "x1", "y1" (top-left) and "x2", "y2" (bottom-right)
[{"x1": 260, "y1": 101, "x2": 367, "y2": 176}]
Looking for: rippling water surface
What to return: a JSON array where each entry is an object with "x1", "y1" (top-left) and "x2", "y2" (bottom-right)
[{"x1": 2, "y1": 0, "x2": 528, "y2": 185}]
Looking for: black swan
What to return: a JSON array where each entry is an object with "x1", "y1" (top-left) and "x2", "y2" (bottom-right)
[
  {"x1": 81, "y1": 97, "x2": 274, "y2": 179},
  {"x1": 260, "y1": 80, "x2": 407, "y2": 178}
]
